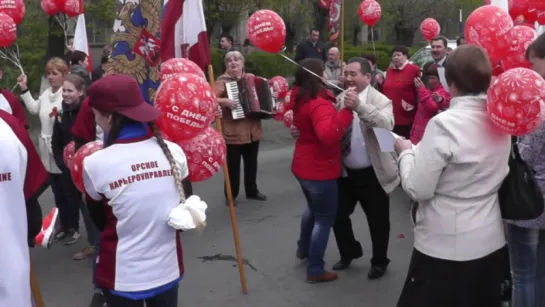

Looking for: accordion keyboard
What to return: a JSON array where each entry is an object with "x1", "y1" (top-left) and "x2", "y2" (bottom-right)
[{"x1": 225, "y1": 81, "x2": 245, "y2": 120}]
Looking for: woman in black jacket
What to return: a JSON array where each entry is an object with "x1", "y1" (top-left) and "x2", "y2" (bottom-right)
[{"x1": 51, "y1": 74, "x2": 99, "y2": 259}]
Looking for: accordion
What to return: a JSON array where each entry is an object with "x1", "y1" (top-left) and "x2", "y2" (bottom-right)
[{"x1": 225, "y1": 75, "x2": 276, "y2": 120}]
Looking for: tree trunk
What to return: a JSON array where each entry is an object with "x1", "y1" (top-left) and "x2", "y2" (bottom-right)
[
  {"x1": 352, "y1": 25, "x2": 360, "y2": 45},
  {"x1": 220, "y1": 20, "x2": 234, "y2": 37},
  {"x1": 47, "y1": 16, "x2": 66, "y2": 62},
  {"x1": 394, "y1": 22, "x2": 416, "y2": 47},
  {"x1": 286, "y1": 21, "x2": 297, "y2": 52},
  {"x1": 312, "y1": 1, "x2": 329, "y2": 40}
]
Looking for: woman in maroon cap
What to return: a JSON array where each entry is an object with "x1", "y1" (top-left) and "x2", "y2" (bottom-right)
[{"x1": 82, "y1": 74, "x2": 191, "y2": 307}]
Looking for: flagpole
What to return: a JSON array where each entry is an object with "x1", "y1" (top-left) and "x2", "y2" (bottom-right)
[
  {"x1": 340, "y1": 0, "x2": 345, "y2": 74},
  {"x1": 207, "y1": 64, "x2": 248, "y2": 295},
  {"x1": 30, "y1": 264, "x2": 46, "y2": 307}
]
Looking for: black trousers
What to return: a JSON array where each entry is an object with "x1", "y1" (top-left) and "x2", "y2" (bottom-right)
[
  {"x1": 103, "y1": 286, "x2": 178, "y2": 307},
  {"x1": 50, "y1": 172, "x2": 81, "y2": 231},
  {"x1": 225, "y1": 141, "x2": 260, "y2": 199},
  {"x1": 333, "y1": 167, "x2": 390, "y2": 267},
  {"x1": 397, "y1": 247, "x2": 504, "y2": 307}
]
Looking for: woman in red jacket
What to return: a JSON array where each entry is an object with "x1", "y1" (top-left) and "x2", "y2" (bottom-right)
[{"x1": 291, "y1": 58, "x2": 353, "y2": 283}]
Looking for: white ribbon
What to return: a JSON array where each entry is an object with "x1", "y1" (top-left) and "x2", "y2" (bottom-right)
[{"x1": 167, "y1": 195, "x2": 208, "y2": 231}]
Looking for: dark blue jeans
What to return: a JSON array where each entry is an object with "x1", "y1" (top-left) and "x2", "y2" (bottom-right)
[
  {"x1": 507, "y1": 223, "x2": 545, "y2": 307},
  {"x1": 103, "y1": 286, "x2": 178, "y2": 307},
  {"x1": 296, "y1": 178, "x2": 339, "y2": 277},
  {"x1": 50, "y1": 173, "x2": 80, "y2": 231}
]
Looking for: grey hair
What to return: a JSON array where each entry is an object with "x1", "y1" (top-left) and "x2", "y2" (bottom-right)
[{"x1": 224, "y1": 51, "x2": 245, "y2": 64}]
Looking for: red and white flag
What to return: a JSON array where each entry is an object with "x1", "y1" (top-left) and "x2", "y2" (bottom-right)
[
  {"x1": 73, "y1": 13, "x2": 93, "y2": 72},
  {"x1": 161, "y1": 0, "x2": 211, "y2": 71}
]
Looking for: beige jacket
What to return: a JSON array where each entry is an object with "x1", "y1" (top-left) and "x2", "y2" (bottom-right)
[
  {"x1": 336, "y1": 86, "x2": 400, "y2": 193},
  {"x1": 398, "y1": 94, "x2": 509, "y2": 261}
]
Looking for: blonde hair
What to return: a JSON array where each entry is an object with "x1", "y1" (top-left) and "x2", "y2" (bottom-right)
[
  {"x1": 149, "y1": 123, "x2": 206, "y2": 231},
  {"x1": 46, "y1": 57, "x2": 69, "y2": 75},
  {"x1": 224, "y1": 51, "x2": 245, "y2": 64}
]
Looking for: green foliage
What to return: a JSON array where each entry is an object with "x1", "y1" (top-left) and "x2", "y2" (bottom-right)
[
  {"x1": 210, "y1": 48, "x2": 297, "y2": 78},
  {"x1": 210, "y1": 43, "x2": 417, "y2": 79},
  {"x1": 0, "y1": 0, "x2": 117, "y2": 95},
  {"x1": 1, "y1": 7, "x2": 49, "y2": 94},
  {"x1": 343, "y1": 43, "x2": 418, "y2": 70}
]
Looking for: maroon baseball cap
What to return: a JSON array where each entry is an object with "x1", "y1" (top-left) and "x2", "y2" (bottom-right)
[{"x1": 87, "y1": 74, "x2": 161, "y2": 123}]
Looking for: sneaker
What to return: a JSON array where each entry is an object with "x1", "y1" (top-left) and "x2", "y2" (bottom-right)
[
  {"x1": 307, "y1": 271, "x2": 338, "y2": 284},
  {"x1": 54, "y1": 230, "x2": 67, "y2": 242},
  {"x1": 89, "y1": 292, "x2": 106, "y2": 307},
  {"x1": 62, "y1": 230, "x2": 80, "y2": 245},
  {"x1": 35, "y1": 208, "x2": 59, "y2": 248},
  {"x1": 73, "y1": 245, "x2": 96, "y2": 260}
]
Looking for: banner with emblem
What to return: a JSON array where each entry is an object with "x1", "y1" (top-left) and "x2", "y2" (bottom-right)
[
  {"x1": 106, "y1": 0, "x2": 162, "y2": 104},
  {"x1": 328, "y1": 0, "x2": 341, "y2": 43}
]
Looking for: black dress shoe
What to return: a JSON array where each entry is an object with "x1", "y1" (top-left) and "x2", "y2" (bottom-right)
[
  {"x1": 332, "y1": 259, "x2": 352, "y2": 271},
  {"x1": 367, "y1": 266, "x2": 387, "y2": 280},
  {"x1": 247, "y1": 192, "x2": 267, "y2": 201}
]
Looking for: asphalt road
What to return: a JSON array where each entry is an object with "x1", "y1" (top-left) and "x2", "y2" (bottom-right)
[{"x1": 29, "y1": 119, "x2": 414, "y2": 307}]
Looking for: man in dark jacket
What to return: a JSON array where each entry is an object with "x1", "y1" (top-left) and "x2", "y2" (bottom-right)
[
  {"x1": 294, "y1": 29, "x2": 328, "y2": 63},
  {"x1": 91, "y1": 45, "x2": 112, "y2": 83},
  {"x1": 70, "y1": 50, "x2": 92, "y2": 87},
  {"x1": 422, "y1": 36, "x2": 448, "y2": 85}
]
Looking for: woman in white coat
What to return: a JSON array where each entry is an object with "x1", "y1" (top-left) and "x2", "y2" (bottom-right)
[
  {"x1": 394, "y1": 45, "x2": 511, "y2": 307},
  {"x1": 17, "y1": 58, "x2": 80, "y2": 244}
]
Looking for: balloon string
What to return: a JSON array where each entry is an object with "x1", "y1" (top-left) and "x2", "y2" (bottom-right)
[
  {"x1": 55, "y1": 14, "x2": 69, "y2": 49},
  {"x1": 278, "y1": 53, "x2": 344, "y2": 92},
  {"x1": 371, "y1": 27, "x2": 376, "y2": 57},
  {"x1": 0, "y1": 45, "x2": 24, "y2": 74}
]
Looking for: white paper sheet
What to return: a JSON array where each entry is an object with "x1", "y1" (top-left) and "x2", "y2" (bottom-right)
[
  {"x1": 437, "y1": 67, "x2": 449, "y2": 93},
  {"x1": 373, "y1": 128, "x2": 395, "y2": 152}
]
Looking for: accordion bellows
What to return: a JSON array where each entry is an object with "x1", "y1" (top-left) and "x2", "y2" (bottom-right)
[{"x1": 225, "y1": 75, "x2": 276, "y2": 120}]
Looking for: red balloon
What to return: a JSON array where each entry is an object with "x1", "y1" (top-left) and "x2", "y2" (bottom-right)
[
  {"x1": 269, "y1": 76, "x2": 289, "y2": 99},
  {"x1": 64, "y1": 0, "x2": 83, "y2": 17},
  {"x1": 0, "y1": 13, "x2": 16, "y2": 47},
  {"x1": 487, "y1": 68, "x2": 545, "y2": 136},
  {"x1": 155, "y1": 73, "x2": 216, "y2": 142},
  {"x1": 524, "y1": 7, "x2": 537, "y2": 23},
  {"x1": 176, "y1": 127, "x2": 226, "y2": 182},
  {"x1": 420, "y1": 18, "x2": 441, "y2": 41},
  {"x1": 160, "y1": 58, "x2": 205, "y2": 82},
  {"x1": 41, "y1": 0, "x2": 58, "y2": 16},
  {"x1": 274, "y1": 101, "x2": 285, "y2": 121},
  {"x1": 509, "y1": 0, "x2": 530, "y2": 19},
  {"x1": 71, "y1": 141, "x2": 103, "y2": 192},
  {"x1": 283, "y1": 109, "x2": 294, "y2": 128},
  {"x1": 0, "y1": 0, "x2": 25, "y2": 25},
  {"x1": 537, "y1": 11, "x2": 545, "y2": 25},
  {"x1": 246, "y1": 10, "x2": 286, "y2": 53},
  {"x1": 54, "y1": 0, "x2": 66, "y2": 11},
  {"x1": 492, "y1": 62, "x2": 505, "y2": 76},
  {"x1": 63, "y1": 141, "x2": 75, "y2": 171},
  {"x1": 502, "y1": 25, "x2": 538, "y2": 70},
  {"x1": 530, "y1": 0, "x2": 545, "y2": 11},
  {"x1": 465, "y1": 5, "x2": 514, "y2": 60},
  {"x1": 358, "y1": 0, "x2": 382, "y2": 27},
  {"x1": 319, "y1": 0, "x2": 331, "y2": 10}
]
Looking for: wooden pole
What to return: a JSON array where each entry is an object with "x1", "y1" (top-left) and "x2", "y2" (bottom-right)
[
  {"x1": 340, "y1": 0, "x2": 345, "y2": 75},
  {"x1": 207, "y1": 64, "x2": 248, "y2": 294},
  {"x1": 30, "y1": 264, "x2": 45, "y2": 307}
]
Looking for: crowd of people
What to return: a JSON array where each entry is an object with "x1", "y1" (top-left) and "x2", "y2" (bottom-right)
[
  {"x1": 281, "y1": 29, "x2": 545, "y2": 307},
  {"x1": 2, "y1": 26, "x2": 545, "y2": 307}
]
